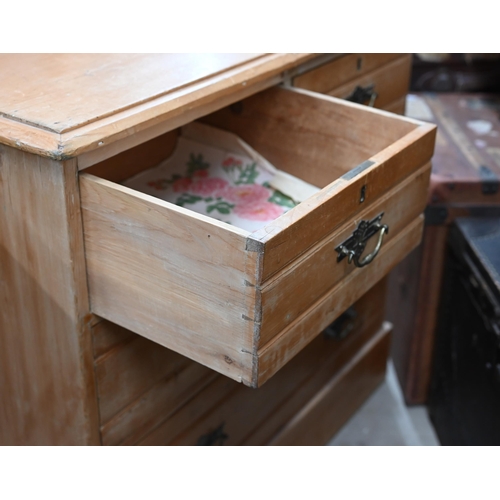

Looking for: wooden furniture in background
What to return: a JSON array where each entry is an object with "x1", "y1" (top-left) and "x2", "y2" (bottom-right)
[
  {"x1": 387, "y1": 93, "x2": 500, "y2": 404},
  {"x1": 0, "y1": 54, "x2": 434, "y2": 444}
]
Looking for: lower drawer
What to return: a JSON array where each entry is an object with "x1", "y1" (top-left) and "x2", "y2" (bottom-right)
[
  {"x1": 138, "y1": 280, "x2": 388, "y2": 446},
  {"x1": 269, "y1": 321, "x2": 391, "y2": 446},
  {"x1": 92, "y1": 279, "x2": 388, "y2": 445}
]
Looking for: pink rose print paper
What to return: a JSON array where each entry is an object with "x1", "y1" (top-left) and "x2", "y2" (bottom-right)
[{"x1": 123, "y1": 122, "x2": 319, "y2": 233}]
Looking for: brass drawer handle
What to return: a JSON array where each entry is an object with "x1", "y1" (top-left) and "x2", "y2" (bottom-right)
[{"x1": 335, "y1": 213, "x2": 389, "y2": 268}]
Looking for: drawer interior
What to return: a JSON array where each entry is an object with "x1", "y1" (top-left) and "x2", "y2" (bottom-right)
[{"x1": 84, "y1": 86, "x2": 418, "y2": 231}]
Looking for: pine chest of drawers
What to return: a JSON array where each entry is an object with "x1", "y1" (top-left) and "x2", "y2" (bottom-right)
[{"x1": 0, "y1": 54, "x2": 435, "y2": 444}]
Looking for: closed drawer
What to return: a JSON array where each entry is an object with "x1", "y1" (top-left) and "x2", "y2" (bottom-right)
[
  {"x1": 79, "y1": 85, "x2": 436, "y2": 387},
  {"x1": 293, "y1": 54, "x2": 412, "y2": 112},
  {"x1": 268, "y1": 320, "x2": 392, "y2": 446},
  {"x1": 138, "y1": 279, "x2": 388, "y2": 446},
  {"x1": 326, "y1": 55, "x2": 412, "y2": 111},
  {"x1": 292, "y1": 54, "x2": 403, "y2": 94}
]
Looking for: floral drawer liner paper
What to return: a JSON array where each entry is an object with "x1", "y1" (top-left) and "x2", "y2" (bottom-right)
[{"x1": 123, "y1": 122, "x2": 320, "y2": 233}]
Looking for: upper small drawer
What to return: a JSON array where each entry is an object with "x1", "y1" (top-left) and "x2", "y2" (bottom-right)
[
  {"x1": 293, "y1": 54, "x2": 412, "y2": 113},
  {"x1": 79, "y1": 86, "x2": 436, "y2": 387}
]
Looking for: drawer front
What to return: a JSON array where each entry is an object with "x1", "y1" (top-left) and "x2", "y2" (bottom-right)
[
  {"x1": 91, "y1": 320, "x2": 217, "y2": 446},
  {"x1": 268, "y1": 321, "x2": 392, "y2": 446},
  {"x1": 80, "y1": 85, "x2": 435, "y2": 387},
  {"x1": 292, "y1": 54, "x2": 404, "y2": 95},
  {"x1": 257, "y1": 162, "x2": 431, "y2": 346},
  {"x1": 256, "y1": 215, "x2": 424, "y2": 384},
  {"x1": 137, "y1": 280, "x2": 387, "y2": 446},
  {"x1": 293, "y1": 54, "x2": 411, "y2": 112},
  {"x1": 326, "y1": 55, "x2": 412, "y2": 111}
]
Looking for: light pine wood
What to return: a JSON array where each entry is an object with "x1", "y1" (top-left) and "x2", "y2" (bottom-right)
[
  {"x1": 94, "y1": 333, "x2": 190, "y2": 424},
  {"x1": 91, "y1": 320, "x2": 218, "y2": 445},
  {"x1": 91, "y1": 318, "x2": 136, "y2": 358},
  {"x1": 256, "y1": 216, "x2": 424, "y2": 385},
  {"x1": 0, "y1": 145, "x2": 99, "y2": 445},
  {"x1": 80, "y1": 87, "x2": 435, "y2": 387},
  {"x1": 138, "y1": 376, "x2": 239, "y2": 446},
  {"x1": 0, "y1": 54, "x2": 426, "y2": 445},
  {"x1": 134, "y1": 279, "x2": 387, "y2": 446},
  {"x1": 268, "y1": 321, "x2": 392, "y2": 446},
  {"x1": 169, "y1": 280, "x2": 387, "y2": 446},
  {"x1": 80, "y1": 174, "x2": 259, "y2": 384},
  {"x1": 0, "y1": 54, "x2": 318, "y2": 160},
  {"x1": 258, "y1": 163, "x2": 431, "y2": 345},
  {"x1": 243, "y1": 278, "x2": 387, "y2": 445},
  {"x1": 202, "y1": 86, "x2": 419, "y2": 187},
  {"x1": 75, "y1": 75, "x2": 280, "y2": 170},
  {"x1": 102, "y1": 361, "x2": 217, "y2": 446},
  {"x1": 0, "y1": 54, "x2": 261, "y2": 133},
  {"x1": 203, "y1": 86, "x2": 435, "y2": 281},
  {"x1": 250, "y1": 126, "x2": 436, "y2": 281},
  {"x1": 83, "y1": 129, "x2": 179, "y2": 183},
  {"x1": 327, "y1": 55, "x2": 413, "y2": 110},
  {"x1": 292, "y1": 54, "x2": 403, "y2": 94}
]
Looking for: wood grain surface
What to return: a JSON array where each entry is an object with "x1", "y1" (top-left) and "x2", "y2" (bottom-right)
[
  {"x1": 0, "y1": 54, "x2": 317, "y2": 160},
  {"x1": 80, "y1": 85, "x2": 434, "y2": 387},
  {"x1": 0, "y1": 144, "x2": 99, "y2": 445},
  {"x1": 268, "y1": 321, "x2": 392, "y2": 445},
  {"x1": 256, "y1": 215, "x2": 424, "y2": 386},
  {"x1": 258, "y1": 163, "x2": 431, "y2": 345},
  {"x1": 327, "y1": 55, "x2": 412, "y2": 110},
  {"x1": 135, "y1": 279, "x2": 386, "y2": 445},
  {"x1": 203, "y1": 86, "x2": 418, "y2": 187},
  {"x1": 91, "y1": 320, "x2": 218, "y2": 445},
  {"x1": 203, "y1": 86, "x2": 435, "y2": 282},
  {"x1": 80, "y1": 173, "x2": 258, "y2": 384},
  {"x1": 0, "y1": 54, "x2": 261, "y2": 132},
  {"x1": 292, "y1": 54, "x2": 403, "y2": 94}
]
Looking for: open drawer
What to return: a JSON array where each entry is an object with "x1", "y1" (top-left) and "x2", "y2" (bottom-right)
[{"x1": 79, "y1": 86, "x2": 436, "y2": 387}]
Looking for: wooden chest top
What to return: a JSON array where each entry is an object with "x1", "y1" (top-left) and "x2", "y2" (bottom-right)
[{"x1": 0, "y1": 53, "x2": 316, "y2": 159}]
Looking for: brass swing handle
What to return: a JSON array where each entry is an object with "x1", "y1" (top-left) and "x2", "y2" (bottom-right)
[
  {"x1": 335, "y1": 214, "x2": 389, "y2": 268},
  {"x1": 353, "y1": 224, "x2": 388, "y2": 267}
]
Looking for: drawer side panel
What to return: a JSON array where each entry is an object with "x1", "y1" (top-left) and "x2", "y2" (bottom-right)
[{"x1": 80, "y1": 174, "x2": 258, "y2": 383}]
